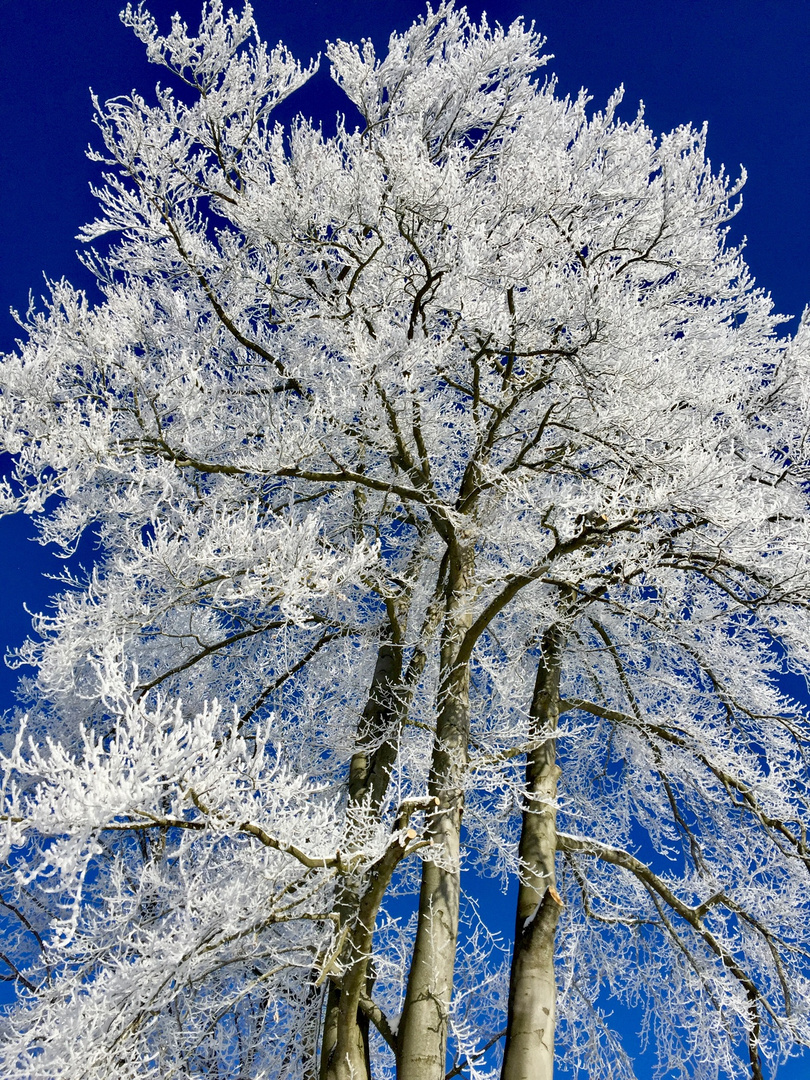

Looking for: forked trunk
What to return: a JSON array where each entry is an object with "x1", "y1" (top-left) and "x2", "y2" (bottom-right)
[
  {"x1": 320, "y1": 636, "x2": 404, "y2": 1080},
  {"x1": 501, "y1": 626, "x2": 564, "y2": 1080},
  {"x1": 324, "y1": 836, "x2": 409, "y2": 1080},
  {"x1": 320, "y1": 982, "x2": 370, "y2": 1080},
  {"x1": 397, "y1": 540, "x2": 474, "y2": 1080},
  {"x1": 320, "y1": 576, "x2": 446, "y2": 1080}
]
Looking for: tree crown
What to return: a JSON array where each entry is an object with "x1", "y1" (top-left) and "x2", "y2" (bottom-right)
[{"x1": 1, "y1": 3, "x2": 810, "y2": 1079}]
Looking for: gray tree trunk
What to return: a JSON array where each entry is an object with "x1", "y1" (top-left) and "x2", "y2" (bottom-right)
[
  {"x1": 500, "y1": 626, "x2": 564, "y2": 1080},
  {"x1": 320, "y1": 633, "x2": 405, "y2": 1080},
  {"x1": 397, "y1": 538, "x2": 475, "y2": 1080},
  {"x1": 320, "y1": 571, "x2": 446, "y2": 1080},
  {"x1": 326, "y1": 837, "x2": 408, "y2": 1080}
]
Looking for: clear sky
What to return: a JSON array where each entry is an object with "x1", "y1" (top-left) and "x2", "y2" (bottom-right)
[{"x1": 0, "y1": 2, "x2": 808, "y2": 1076}]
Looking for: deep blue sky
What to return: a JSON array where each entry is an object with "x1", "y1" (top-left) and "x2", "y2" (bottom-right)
[{"x1": 0, "y1": 2, "x2": 808, "y2": 1076}]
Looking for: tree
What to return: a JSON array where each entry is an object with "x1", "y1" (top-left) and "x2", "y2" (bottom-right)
[{"x1": 1, "y1": 2, "x2": 810, "y2": 1077}]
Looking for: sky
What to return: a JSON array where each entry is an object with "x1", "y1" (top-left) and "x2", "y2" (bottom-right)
[{"x1": 0, "y1": 1, "x2": 808, "y2": 1076}]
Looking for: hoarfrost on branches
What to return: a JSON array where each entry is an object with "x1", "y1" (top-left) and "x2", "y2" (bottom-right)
[{"x1": 1, "y1": 2, "x2": 810, "y2": 1078}]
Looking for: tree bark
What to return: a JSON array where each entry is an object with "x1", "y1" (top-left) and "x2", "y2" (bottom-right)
[
  {"x1": 327, "y1": 821, "x2": 417, "y2": 1080},
  {"x1": 500, "y1": 626, "x2": 564, "y2": 1080},
  {"x1": 320, "y1": 633, "x2": 405, "y2": 1080},
  {"x1": 321, "y1": 571, "x2": 446, "y2": 1080},
  {"x1": 397, "y1": 538, "x2": 475, "y2": 1080}
]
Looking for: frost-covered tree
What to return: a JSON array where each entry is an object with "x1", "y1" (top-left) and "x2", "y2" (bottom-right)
[{"x1": 2, "y1": 3, "x2": 810, "y2": 1079}]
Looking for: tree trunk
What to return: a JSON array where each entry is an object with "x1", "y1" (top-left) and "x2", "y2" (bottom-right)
[
  {"x1": 397, "y1": 539, "x2": 474, "y2": 1080},
  {"x1": 320, "y1": 981, "x2": 370, "y2": 1080},
  {"x1": 501, "y1": 626, "x2": 564, "y2": 1080},
  {"x1": 320, "y1": 634, "x2": 405, "y2": 1080},
  {"x1": 320, "y1": 562, "x2": 449, "y2": 1080},
  {"x1": 327, "y1": 833, "x2": 412, "y2": 1080}
]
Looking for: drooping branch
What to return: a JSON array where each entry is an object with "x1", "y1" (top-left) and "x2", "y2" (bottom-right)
[
  {"x1": 557, "y1": 832, "x2": 766, "y2": 1080},
  {"x1": 561, "y1": 696, "x2": 810, "y2": 872}
]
